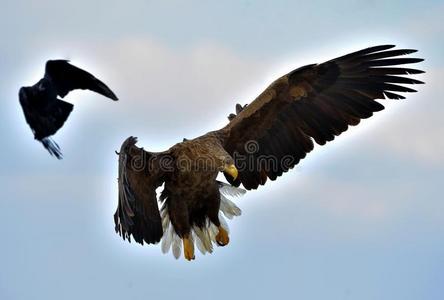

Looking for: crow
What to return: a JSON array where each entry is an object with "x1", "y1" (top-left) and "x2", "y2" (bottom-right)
[{"x1": 19, "y1": 60, "x2": 118, "y2": 159}]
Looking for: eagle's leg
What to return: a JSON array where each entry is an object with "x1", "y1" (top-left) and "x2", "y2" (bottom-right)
[
  {"x1": 216, "y1": 227, "x2": 229, "y2": 246},
  {"x1": 207, "y1": 193, "x2": 230, "y2": 246},
  {"x1": 208, "y1": 199, "x2": 230, "y2": 246},
  {"x1": 167, "y1": 199, "x2": 194, "y2": 260},
  {"x1": 183, "y1": 234, "x2": 195, "y2": 261}
]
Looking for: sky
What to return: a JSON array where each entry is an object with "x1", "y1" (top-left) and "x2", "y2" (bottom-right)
[{"x1": 0, "y1": 1, "x2": 443, "y2": 299}]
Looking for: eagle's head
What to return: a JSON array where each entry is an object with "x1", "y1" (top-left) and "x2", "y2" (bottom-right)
[{"x1": 216, "y1": 155, "x2": 238, "y2": 181}]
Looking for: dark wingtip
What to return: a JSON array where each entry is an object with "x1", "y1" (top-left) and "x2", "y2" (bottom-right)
[
  {"x1": 95, "y1": 81, "x2": 119, "y2": 101},
  {"x1": 370, "y1": 44, "x2": 396, "y2": 52},
  {"x1": 410, "y1": 69, "x2": 425, "y2": 74},
  {"x1": 109, "y1": 92, "x2": 119, "y2": 101}
]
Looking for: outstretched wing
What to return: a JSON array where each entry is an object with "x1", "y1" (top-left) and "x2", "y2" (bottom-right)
[
  {"x1": 220, "y1": 45, "x2": 424, "y2": 190},
  {"x1": 45, "y1": 60, "x2": 118, "y2": 100},
  {"x1": 114, "y1": 136, "x2": 173, "y2": 245}
]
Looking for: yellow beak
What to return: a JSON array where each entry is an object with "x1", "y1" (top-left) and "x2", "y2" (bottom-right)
[{"x1": 223, "y1": 164, "x2": 238, "y2": 180}]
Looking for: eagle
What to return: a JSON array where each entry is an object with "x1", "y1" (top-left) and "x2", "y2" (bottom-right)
[
  {"x1": 19, "y1": 60, "x2": 118, "y2": 159},
  {"x1": 114, "y1": 45, "x2": 424, "y2": 260}
]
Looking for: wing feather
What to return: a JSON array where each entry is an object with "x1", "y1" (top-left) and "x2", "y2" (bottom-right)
[
  {"x1": 45, "y1": 60, "x2": 118, "y2": 100},
  {"x1": 219, "y1": 45, "x2": 424, "y2": 190},
  {"x1": 114, "y1": 136, "x2": 172, "y2": 244}
]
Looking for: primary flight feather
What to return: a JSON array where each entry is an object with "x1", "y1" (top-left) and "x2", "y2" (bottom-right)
[
  {"x1": 19, "y1": 60, "x2": 118, "y2": 159},
  {"x1": 114, "y1": 45, "x2": 424, "y2": 260}
]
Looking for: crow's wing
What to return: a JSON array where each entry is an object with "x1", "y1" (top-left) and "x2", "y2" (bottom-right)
[{"x1": 44, "y1": 60, "x2": 118, "y2": 100}]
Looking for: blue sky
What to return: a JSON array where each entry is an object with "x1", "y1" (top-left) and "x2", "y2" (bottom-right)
[{"x1": 0, "y1": 1, "x2": 443, "y2": 299}]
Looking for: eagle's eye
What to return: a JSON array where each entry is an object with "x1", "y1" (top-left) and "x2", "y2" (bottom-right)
[{"x1": 220, "y1": 156, "x2": 233, "y2": 165}]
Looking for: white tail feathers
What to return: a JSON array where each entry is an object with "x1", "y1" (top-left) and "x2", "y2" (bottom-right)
[
  {"x1": 172, "y1": 234, "x2": 182, "y2": 259},
  {"x1": 160, "y1": 183, "x2": 245, "y2": 259},
  {"x1": 161, "y1": 224, "x2": 173, "y2": 254}
]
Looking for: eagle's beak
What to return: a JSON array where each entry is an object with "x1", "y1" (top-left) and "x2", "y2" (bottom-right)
[{"x1": 223, "y1": 164, "x2": 238, "y2": 180}]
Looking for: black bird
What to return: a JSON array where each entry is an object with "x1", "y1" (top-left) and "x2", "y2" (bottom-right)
[{"x1": 19, "y1": 60, "x2": 118, "y2": 159}]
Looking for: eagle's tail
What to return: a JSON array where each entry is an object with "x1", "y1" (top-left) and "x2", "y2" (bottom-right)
[
  {"x1": 41, "y1": 137, "x2": 63, "y2": 159},
  {"x1": 160, "y1": 182, "x2": 245, "y2": 259}
]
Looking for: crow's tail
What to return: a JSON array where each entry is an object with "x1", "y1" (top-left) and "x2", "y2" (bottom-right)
[{"x1": 41, "y1": 137, "x2": 63, "y2": 159}]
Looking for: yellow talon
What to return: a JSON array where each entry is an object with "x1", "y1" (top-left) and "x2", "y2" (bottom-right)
[
  {"x1": 183, "y1": 236, "x2": 195, "y2": 261},
  {"x1": 216, "y1": 226, "x2": 229, "y2": 246}
]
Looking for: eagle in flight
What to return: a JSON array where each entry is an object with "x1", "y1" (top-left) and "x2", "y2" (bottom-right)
[
  {"x1": 19, "y1": 60, "x2": 118, "y2": 159},
  {"x1": 114, "y1": 45, "x2": 424, "y2": 260}
]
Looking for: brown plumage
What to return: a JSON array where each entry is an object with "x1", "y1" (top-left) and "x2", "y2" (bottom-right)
[{"x1": 114, "y1": 45, "x2": 424, "y2": 260}]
